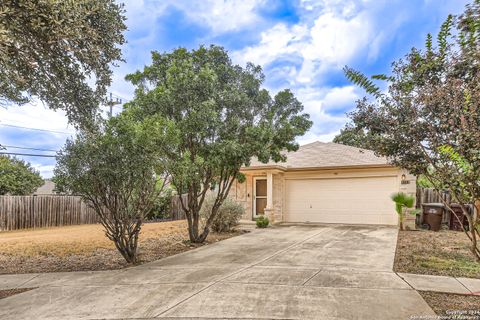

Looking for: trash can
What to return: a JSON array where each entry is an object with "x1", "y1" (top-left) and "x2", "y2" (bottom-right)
[
  {"x1": 422, "y1": 203, "x2": 445, "y2": 231},
  {"x1": 449, "y1": 203, "x2": 472, "y2": 231}
]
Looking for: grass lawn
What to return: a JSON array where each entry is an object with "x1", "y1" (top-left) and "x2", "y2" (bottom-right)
[
  {"x1": 419, "y1": 291, "x2": 480, "y2": 316},
  {"x1": 394, "y1": 229, "x2": 480, "y2": 278},
  {"x1": 0, "y1": 220, "x2": 243, "y2": 274}
]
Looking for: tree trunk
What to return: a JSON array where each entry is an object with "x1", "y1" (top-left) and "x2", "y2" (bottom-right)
[
  {"x1": 398, "y1": 209, "x2": 404, "y2": 231},
  {"x1": 195, "y1": 226, "x2": 210, "y2": 243},
  {"x1": 187, "y1": 210, "x2": 206, "y2": 243},
  {"x1": 465, "y1": 213, "x2": 480, "y2": 261},
  {"x1": 114, "y1": 239, "x2": 138, "y2": 264}
]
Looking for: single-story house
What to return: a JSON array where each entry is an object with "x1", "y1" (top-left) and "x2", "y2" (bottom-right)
[{"x1": 229, "y1": 141, "x2": 416, "y2": 226}]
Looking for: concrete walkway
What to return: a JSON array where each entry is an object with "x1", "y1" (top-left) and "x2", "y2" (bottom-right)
[
  {"x1": 0, "y1": 225, "x2": 434, "y2": 319},
  {"x1": 398, "y1": 272, "x2": 480, "y2": 295}
]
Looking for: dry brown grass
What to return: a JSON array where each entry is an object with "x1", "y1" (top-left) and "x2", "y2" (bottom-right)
[
  {"x1": 0, "y1": 220, "x2": 244, "y2": 274},
  {"x1": 394, "y1": 229, "x2": 480, "y2": 278},
  {"x1": 0, "y1": 220, "x2": 188, "y2": 257},
  {"x1": 419, "y1": 291, "x2": 480, "y2": 316}
]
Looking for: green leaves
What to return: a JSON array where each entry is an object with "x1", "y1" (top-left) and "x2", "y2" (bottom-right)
[
  {"x1": 391, "y1": 192, "x2": 415, "y2": 209},
  {"x1": 345, "y1": 2, "x2": 480, "y2": 239},
  {"x1": 437, "y1": 14, "x2": 454, "y2": 59},
  {"x1": 0, "y1": 0, "x2": 126, "y2": 126},
  {"x1": 333, "y1": 123, "x2": 374, "y2": 150},
  {"x1": 343, "y1": 66, "x2": 383, "y2": 100},
  {"x1": 0, "y1": 156, "x2": 43, "y2": 195},
  {"x1": 123, "y1": 45, "x2": 311, "y2": 242}
]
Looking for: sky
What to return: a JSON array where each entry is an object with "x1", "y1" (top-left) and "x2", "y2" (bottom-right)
[{"x1": 0, "y1": 0, "x2": 470, "y2": 178}]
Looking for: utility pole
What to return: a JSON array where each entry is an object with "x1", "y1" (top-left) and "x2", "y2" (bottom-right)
[{"x1": 106, "y1": 93, "x2": 122, "y2": 118}]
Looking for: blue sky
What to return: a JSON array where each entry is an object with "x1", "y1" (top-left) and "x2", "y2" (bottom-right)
[{"x1": 0, "y1": 0, "x2": 470, "y2": 178}]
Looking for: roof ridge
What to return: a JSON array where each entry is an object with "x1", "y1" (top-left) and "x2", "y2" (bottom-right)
[
  {"x1": 327, "y1": 142, "x2": 375, "y2": 153},
  {"x1": 298, "y1": 140, "x2": 324, "y2": 150}
]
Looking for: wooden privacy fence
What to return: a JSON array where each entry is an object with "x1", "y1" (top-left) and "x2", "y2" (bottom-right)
[
  {"x1": 170, "y1": 194, "x2": 188, "y2": 220},
  {"x1": 0, "y1": 195, "x2": 98, "y2": 231},
  {"x1": 416, "y1": 188, "x2": 452, "y2": 208}
]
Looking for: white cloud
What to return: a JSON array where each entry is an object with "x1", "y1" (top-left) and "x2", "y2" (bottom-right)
[
  {"x1": 321, "y1": 85, "x2": 359, "y2": 111},
  {"x1": 300, "y1": 11, "x2": 372, "y2": 68},
  {"x1": 232, "y1": 4, "x2": 377, "y2": 85},
  {"x1": 124, "y1": 0, "x2": 265, "y2": 36},
  {"x1": 187, "y1": 0, "x2": 265, "y2": 33},
  {"x1": 231, "y1": 23, "x2": 308, "y2": 67},
  {"x1": 0, "y1": 103, "x2": 75, "y2": 134},
  {"x1": 33, "y1": 164, "x2": 56, "y2": 179},
  {"x1": 294, "y1": 85, "x2": 355, "y2": 140}
]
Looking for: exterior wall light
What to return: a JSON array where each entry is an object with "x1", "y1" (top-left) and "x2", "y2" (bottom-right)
[{"x1": 401, "y1": 174, "x2": 410, "y2": 184}]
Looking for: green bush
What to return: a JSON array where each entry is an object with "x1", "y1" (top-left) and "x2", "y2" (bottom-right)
[
  {"x1": 391, "y1": 192, "x2": 416, "y2": 231},
  {"x1": 256, "y1": 216, "x2": 269, "y2": 228},
  {"x1": 200, "y1": 196, "x2": 244, "y2": 232},
  {"x1": 147, "y1": 187, "x2": 174, "y2": 220}
]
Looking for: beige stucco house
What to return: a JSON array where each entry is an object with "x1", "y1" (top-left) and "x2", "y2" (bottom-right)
[{"x1": 229, "y1": 141, "x2": 416, "y2": 226}]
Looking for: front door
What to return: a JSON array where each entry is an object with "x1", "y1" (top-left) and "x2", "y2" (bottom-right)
[{"x1": 253, "y1": 177, "x2": 267, "y2": 218}]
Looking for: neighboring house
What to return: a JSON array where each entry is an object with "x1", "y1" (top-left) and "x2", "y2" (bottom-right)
[
  {"x1": 33, "y1": 179, "x2": 57, "y2": 195},
  {"x1": 230, "y1": 141, "x2": 416, "y2": 226}
]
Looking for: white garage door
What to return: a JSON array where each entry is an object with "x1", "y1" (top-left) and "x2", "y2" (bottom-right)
[{"x1": 285, "y1": 176, "x2": 398, "y2": 225}]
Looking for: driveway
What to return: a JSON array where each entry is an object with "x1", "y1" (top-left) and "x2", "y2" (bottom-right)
[{"x1": 0, "y1": 224, "x2": 434, "y2": 319}]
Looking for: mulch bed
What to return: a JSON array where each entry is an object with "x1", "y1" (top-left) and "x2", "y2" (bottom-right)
[
  {"x1": 394, "y1": 229, "x2": 480, "y2": 279},
  {"x1": 0, "y1": 288, "x2": 35, "y2": 300},
  {"x1": 419, "y1": 291, "x2": 480, "y2": 318}
]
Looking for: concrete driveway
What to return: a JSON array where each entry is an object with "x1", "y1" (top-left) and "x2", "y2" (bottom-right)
[{"x1": 0, "y1": 224, "x2": 434, "y2": 319}]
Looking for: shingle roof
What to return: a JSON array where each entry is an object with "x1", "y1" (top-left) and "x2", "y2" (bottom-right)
[{"x1": 246, "y1": 141, "x2": 391, "y2": 170}]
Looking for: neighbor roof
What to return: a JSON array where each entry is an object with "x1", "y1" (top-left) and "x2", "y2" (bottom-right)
[{"x1": 244, "y1": 141, "x2": 391, "y2": 170}]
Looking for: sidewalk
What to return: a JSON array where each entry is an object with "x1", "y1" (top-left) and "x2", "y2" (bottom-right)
[
  {"x1": 398, "y1": 272, "x2": 480, "y2": 295},
  {"x1": 2, "y1": 271, "x2": 480, "y2": 296}
]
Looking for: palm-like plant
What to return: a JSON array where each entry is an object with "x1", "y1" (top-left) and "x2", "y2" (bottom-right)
[{"x1": 391, "y1": 192, "x2": 415, "y2": 231}]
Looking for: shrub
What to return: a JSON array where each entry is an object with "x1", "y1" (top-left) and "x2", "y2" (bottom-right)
[
  {"x1": 54, "y1": 117, "x2": 168, "y2": 264},
  {"x1": 200, "y1": 196, "x2": 244, "y2": 233},
  {"x1": 256, "y1": 216, "x2": 269, "y2": 228},
  {"x1": 391, "y1": 192, "x2": 416, "y2": 231},
  {"x1": 147, "y1": 187, "x2": 174, "y2": 220}
]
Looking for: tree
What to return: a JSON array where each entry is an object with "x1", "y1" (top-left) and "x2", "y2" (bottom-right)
[
  {"x1": 0, "y1": 155, "x2": 43, "y2": 195},
  {"x1": 333, "y1": 123, "x2": 374, "y2": 149},
  {"x1": 391, "y1": 192, "x2": 415, "y2": 231},
  {"x1": 0, "y1": 0, "x2": 126, "y2": 125},
  {"x1": 125, "y1": 45, "x2": 312, "y2": 243},
  {"x1": 54, "y1": 115, "x2": 170, "y2": 264},
  {"x1": 344, "y1": 1, "x2": 480, "y2": 259}
]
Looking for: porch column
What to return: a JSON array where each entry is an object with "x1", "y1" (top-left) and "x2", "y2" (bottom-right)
[{"x1": 266, "y1": 172, "x2": 273, "y2": 209}]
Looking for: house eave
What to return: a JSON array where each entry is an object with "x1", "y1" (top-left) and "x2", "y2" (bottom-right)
[{"x1": 240, "y1": 163, "x2": 396, "y2": 173}]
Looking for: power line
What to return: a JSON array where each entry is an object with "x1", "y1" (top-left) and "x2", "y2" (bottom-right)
[
  {"x1": 109, "y1": 92, "x2": 130, "y2": 103},
  {"x1": 0, "y1": 152, "x2": 56, "y2": 158},
  {"x1": 0, "y1": 123, "x2": 72, "y2": 135},
  {"x1": 3, "y1": 145, "x2": 58, "y2": 152}
]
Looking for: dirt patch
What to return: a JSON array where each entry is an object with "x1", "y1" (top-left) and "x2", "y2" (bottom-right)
[
  {"x1": 394, "y1": 229, "x2": 480, "y2": 279},
  {"x1": 0, "y1": 221, "x2": 245, "y2": 274},
  {"x1": 419, "y1": 291, "x2": 480, "y2": 318},
  {"x1": 0, "y1": 288, "x2": 35, "y2": 300}
]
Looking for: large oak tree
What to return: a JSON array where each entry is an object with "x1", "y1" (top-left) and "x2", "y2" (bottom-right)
[{"x1": 125, "y1": 46, "x2": 312, "y2": 243}]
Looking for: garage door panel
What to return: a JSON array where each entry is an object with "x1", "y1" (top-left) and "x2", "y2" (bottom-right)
[{"x1": 285, "y1": 177, "x2": 397, "y2": 225}]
